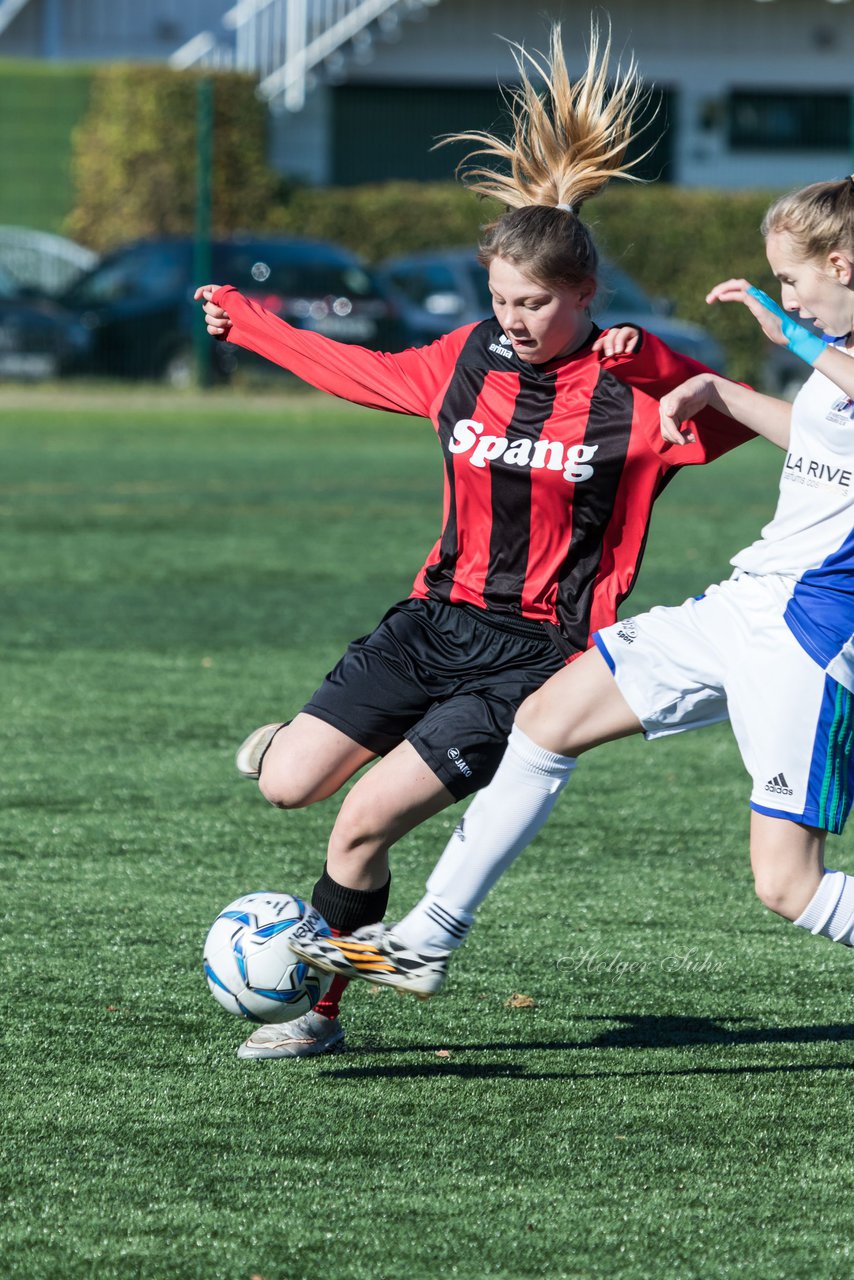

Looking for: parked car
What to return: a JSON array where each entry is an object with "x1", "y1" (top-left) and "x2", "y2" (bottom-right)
[
  {"x1": 57, "y1": 236, "x2": 408, "y2": 384},
  {"x1": 0, "y1": 263, "x2": 91, "y2": 380},
  {"x1": 377, "y1": 247, "x2": 727, "y2": 371}
]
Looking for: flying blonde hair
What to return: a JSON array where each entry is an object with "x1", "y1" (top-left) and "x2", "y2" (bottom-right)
[
  {"x1": 448, "y1": 22, "x2": 649, "y2": 213},
  {"x1": 442, "y1": 22, "x2": 655, "y2": 290}
]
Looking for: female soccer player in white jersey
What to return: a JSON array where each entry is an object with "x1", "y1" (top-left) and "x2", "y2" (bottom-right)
[
  {"x1": 196, "y1": 26, "x2": 748, "y2": 1058},
  {"x1": 293, "y1": 175, "x2": 854, "y2": 995}
]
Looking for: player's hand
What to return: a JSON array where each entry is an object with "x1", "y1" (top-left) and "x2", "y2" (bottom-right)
[
  {"x1": 706, "y1": 278, "x2": 787, "y2": 346},
  {"x1": 592, "y1": 325, "x2": 641, "y2": 358},
  {"x1": 707, "y1": 277, "x2": 826, "y2": 366},
  {"x1": 658, "y1": 373, "x2": 717, "y2": 446},
  {"x1": 193, "y1": 284, "x2": 233, "y2": 338}
]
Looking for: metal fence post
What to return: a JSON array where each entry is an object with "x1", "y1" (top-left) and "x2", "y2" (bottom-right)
[{"x1": 194, "y1": 74, "x2": 214, "y2": 389}]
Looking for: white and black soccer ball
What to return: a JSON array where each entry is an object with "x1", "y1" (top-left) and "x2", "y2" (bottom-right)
[{"x1": 203, "y1": 891, "x2": 333, "y2": 1023}]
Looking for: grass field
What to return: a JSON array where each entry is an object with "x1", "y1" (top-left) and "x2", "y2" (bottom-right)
[{"x1": 2, "y1": 386, "x2": 852, "y2": 1280}]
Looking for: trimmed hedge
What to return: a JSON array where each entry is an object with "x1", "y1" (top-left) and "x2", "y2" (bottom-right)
[
  {"x1": 0, "y1": 60, "x2": 94, "y2": 234},
  {"x1": 65, "y1": 65, "x2": 280, "y2": 252},
  {"x1": 264, "y1": 180, "x2": 779, "y2": 382},
  {"x1": 590, "y1": 185, "x2": 778, "y2": 384},
  {"x1": 264, "y1": 181, "x2": 497, "y2": 263}
]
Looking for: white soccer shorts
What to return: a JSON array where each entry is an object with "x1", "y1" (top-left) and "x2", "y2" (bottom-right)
[{"x1": 594, "y1": 571, "x2": 854, "y2": 834}]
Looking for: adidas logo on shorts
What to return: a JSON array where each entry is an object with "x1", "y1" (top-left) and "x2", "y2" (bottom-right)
[{"x1": 765, "y1": 772, "x2": 794, "y2": 796}]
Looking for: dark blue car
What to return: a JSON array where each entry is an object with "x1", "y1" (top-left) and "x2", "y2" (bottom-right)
[
  {"x1": 0, "y1": 264, "x2": 90, "y2": 380},
  {"x1": 59, "y1": 236, "x2": 407, "y2": 383}
]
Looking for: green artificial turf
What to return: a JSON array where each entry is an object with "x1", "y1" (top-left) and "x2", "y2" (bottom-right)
[{"x1": 1, "y1": 387, "x2": 852, "y2": 1280}]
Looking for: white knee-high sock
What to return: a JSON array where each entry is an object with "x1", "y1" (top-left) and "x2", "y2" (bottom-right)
[
  {"x1": 794, "y1": 869, "x2": 854, "y2": 946},
  {"x1": 395, "y1": 724, "x2": 576, "y2": 953}
]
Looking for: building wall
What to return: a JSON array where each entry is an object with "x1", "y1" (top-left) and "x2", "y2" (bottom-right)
[
  {"x1": 0, "y1": 0, "x2": 233, "y2": 60},
  {"x1": 1, "y1": 0, "x2": 852, "y2": 190},
  {"x1": 274, "y1": 0, "x2": 854, "y2": 189}
]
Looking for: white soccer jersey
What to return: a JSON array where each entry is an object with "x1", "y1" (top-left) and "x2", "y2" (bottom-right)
[{"x1": 731, "y1": 346, "x2": 854, "y2": 683}]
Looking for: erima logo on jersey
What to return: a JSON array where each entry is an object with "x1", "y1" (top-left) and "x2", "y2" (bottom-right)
[
  {"x1": 488, "y1": 335, "x2": 513, "y2": 360},
  {"x1": 765, "y1": 772, "x2": 794, "y2": 797},
  {"x1": 449, "y1": 418, "x2": 599, "y2": 483}
]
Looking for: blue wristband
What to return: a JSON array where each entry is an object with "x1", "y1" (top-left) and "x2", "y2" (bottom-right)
[{"x1": 747, "y1": 285, "x2": 825, "y2": 366}]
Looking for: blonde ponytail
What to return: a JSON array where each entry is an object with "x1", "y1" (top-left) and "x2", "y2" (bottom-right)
[
  {"x1": 446, "y1": 22, "x2": 651, "y2": 215},
  {"x1": 442, "y1": 22, "x2": 656, "y2": 292}
]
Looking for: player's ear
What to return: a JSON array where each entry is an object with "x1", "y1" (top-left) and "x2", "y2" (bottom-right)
[
  {"x1": 827, "y1": 250, "x2": 854, "y2": 286},
  {"x1": 577, "y1": 277, "x2": 597, "y2": 309}
]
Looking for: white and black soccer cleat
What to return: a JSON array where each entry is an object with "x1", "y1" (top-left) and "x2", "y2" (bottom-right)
[
  {"x1": 288, "y1": 923, "x2": 451, "y2": 998},
  {"x1": 234, "y1": 722, "x2": 286, "y2": 779},
  {"x1": 236, "y1": 1010, "x2": 345, "y2": 1059}
]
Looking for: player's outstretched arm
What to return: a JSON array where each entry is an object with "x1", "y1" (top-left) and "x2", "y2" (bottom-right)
[
  {"x1": 708, "y1": 277, "x2": 854, "y2": 403},
  {"x1": 659, "y1": 371, "x2": 791, "y2": 450},
  {"x1": 192, "y1": 283, "x2": 468, "y2": 418}
]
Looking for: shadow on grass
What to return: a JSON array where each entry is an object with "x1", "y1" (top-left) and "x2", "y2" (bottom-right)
[
  {"x1": 322, "y1": 1060, "x2": 854, "y2": 1081},
  {"x1": 319, "y1": 1014, "x2": 854, "y2": 1081}
]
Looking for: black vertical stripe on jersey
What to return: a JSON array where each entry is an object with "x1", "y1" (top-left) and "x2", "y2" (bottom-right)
[
  {"x1": 481, "y1": 372, "x2": 559, "y2": 613},
  {"x1": 553, "y1": 371, "x2": 635, "y2": 652},
  {"x1": 424, "y1": 325, "x2": 493, "y2": 603}
]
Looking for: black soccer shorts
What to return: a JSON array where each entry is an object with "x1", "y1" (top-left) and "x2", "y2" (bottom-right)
[{"x1": 301, "y1": 597, "x2": 566, "y2": 799}]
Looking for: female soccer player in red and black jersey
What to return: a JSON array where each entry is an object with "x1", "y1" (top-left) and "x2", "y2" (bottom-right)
[{"x1": 196, "y1": 24, "x2": 751, "y2": 1059}]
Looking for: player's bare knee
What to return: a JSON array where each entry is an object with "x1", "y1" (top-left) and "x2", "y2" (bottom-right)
[
  {"x1": 257, "y1": 768, "x2": 317, "y2": 810},
  {"x1": 516, "y1": 690, "x2": 578, "y2": 754},
  {"x1": 332, "y1": 790, "x2": 383, "y2": 851},
  {"x1": 752, "y1": 869, "x2": 800, "y2": 920}
]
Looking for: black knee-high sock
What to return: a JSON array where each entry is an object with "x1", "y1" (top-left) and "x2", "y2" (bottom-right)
[
  {"x1": 311, "y1": 864, "x2": 391, "y2": 934},
  {"x1": 311, "y1": 866, "x2": 391, "y2": 1020}
]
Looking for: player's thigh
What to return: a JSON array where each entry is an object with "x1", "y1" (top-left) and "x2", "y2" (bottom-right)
[
  {"x1": 332, "y1": 738, "x2": 456, "y2": 849},
  {"x1": 259, "y1": 712, "x2": 377, "y2": 807},
  {"x1": 516, "y1": 646, "x2": 643, "y2": 756},
  {"x1": 725, "y1": 611, "x2": 854, "y2": 835},
  {"x1": 749, "y1": 811, "x2": 826, "y2": 920},
  {"x1": 519, "y1": 586, "x2": 737, "y2": 757}
]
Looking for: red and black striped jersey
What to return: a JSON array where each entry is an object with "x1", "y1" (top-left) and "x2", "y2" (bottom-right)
[{"x1": 214, "y1": 287, "x2": 752, "y2": 656}]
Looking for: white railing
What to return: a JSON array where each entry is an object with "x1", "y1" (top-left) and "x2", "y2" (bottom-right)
[
  {"x1": 170, "y1": 0, "x2": 441, "y2": 111},
  {"x1": 0, "y1": 0, "x2": 33, "y2": 39},
  {"x1": 0, "y1": 228, "x2": 98, "y2": 294}
]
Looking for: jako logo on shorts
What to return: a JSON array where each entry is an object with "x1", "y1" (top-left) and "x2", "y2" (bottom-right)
[
  {"x1": 449, "y1": 419, "x2": 599, "y2": 483},
  {"x1": 448, "y1": 746, "x2": 473, "y2": 778}
]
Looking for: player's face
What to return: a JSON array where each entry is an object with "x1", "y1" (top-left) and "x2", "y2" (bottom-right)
[
  {"x1": 488, "y1": 256, "x2": 596, "y2": 364},
  {"x1": 766, "y1": 229, "x2": 854, "y2": 339}
]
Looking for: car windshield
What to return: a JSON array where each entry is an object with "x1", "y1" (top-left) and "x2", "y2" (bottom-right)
[
  {"x1": 0, "y1": 264, "x2": 20, "y2": 301},
  {"x1": 595, "y1": 262, "x2": 655, "y2": 315},
  {"x1": 64, "y1": 245, "x2": 189, "y2": 305},
  {"x1": 469, "y1": 263, "x2": 493, "y2": 312},
  {"x1": 219, "y1": 249, "x2": 377, "y2": 300}
]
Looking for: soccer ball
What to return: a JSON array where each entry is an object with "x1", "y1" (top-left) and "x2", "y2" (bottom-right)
[{"x1": 203, "y1": 891, "x2": 333, "y2": 1023}]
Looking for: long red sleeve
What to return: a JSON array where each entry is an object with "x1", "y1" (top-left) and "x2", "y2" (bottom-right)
[
  {"x1": 601, "y1": 328, "x2": 755, "y2": 463},
  {"x1": 212, "y1": 285, "x2": 472, "y2": 419}
]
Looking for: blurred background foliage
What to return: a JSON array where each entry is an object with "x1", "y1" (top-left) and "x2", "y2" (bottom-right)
[
  {"x1": 62, "y1": 65, "x2": 778, "y2": 384},
  {"x1": 265, "y1": 183, "x2": 777, "y2": 384},
  {"x1": 64, "y1": 65, "x2": 281, "y2": 250}
]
